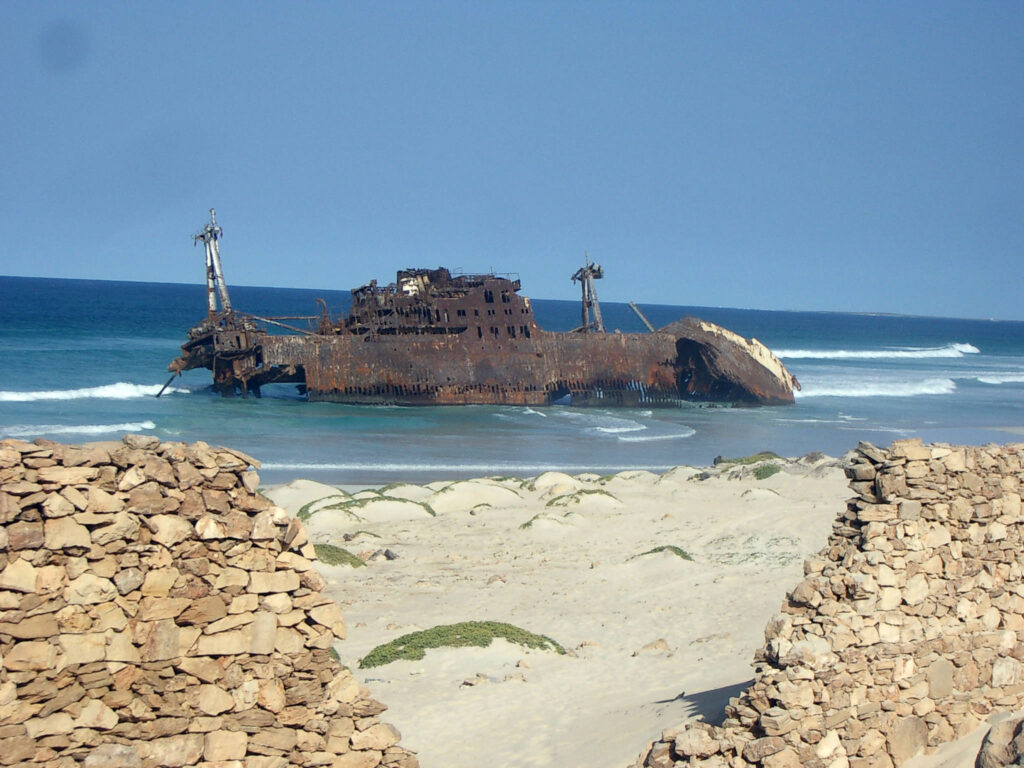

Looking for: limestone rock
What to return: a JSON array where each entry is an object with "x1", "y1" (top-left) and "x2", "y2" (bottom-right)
[
  {"x1": 74, "y1": 699, "x2": 118, "y2": 730},
  {"x1": 147, "y1": 514, "x2": 195, "y2": 547},
  {"x1": 91, "y1": 511, "x2": 138, "y2": 545},
  {"x1": 44, "y1": 516, "x2": 91, "y2": 550},
  {"x1": 82, "y1": 743, "x2": 141, "y2": 768},
  {"x1": 992, "y1": 657, "x2": 1023, "y2": 687},
  {"x1": 249, "y1": 570, "x2": 300, "y2": 594},
  {"x1": 87, "y1": 486, "x2": 124, "y2": 513},
  {"x1": 65, "y1": 573, "x2": 117, "y2": 604},
  {"x1": 4, "y1": 641, "x2": 57, "y2": 671},
  {"x1": 309, "y1": 602, "x2": 347, "y2": 638},
  {"x1": 976, "y1": 716, "x2": 1024, "y2": 768},
  {"x1": 138, "y1": 733, "x2": 204, "y2": 767},
  {"x1": 205, "y1": 729, "x2": 248, "y2": 760},
  {"x1": 674, "y1": 725, "x2": 720, "y2": 758},
  {"x1": 0, "y1": 558, "x2": 38, "y2": 593},
  {"x1": 7, "y1": 521, "x2": 43, "y2": 550},
  {"x1": 927, "y1": 658, "x2": 955, "y2": 698},
  {"x1": 743, "y1": 736, "x2": 786, "y2": 762},
  {"x1": 198, "y1": 684, "x2": 236, "y2": 716},
  {"x1": 886, "y1": 716, "x2": 928, "y2": 763}
]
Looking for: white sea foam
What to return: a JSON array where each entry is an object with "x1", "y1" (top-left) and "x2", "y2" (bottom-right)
[
  {"x1": 975, "y1": 374, "x2": 1024, "y2": 385},
  {"x1": 838, "y1": 426, "x2": 915, "y2": 435},
  {"x1": 1, "y1": 421, "x2": 156, "y2": 438},
  {"x1": 776, "y1": 342, "x2": 979, "y2": 360},
  {"x1": 0, "y1": 382, "x2": 187, "y2": 402},
  {"x1": 595, "y1": 425, "x2": 647, "y2": 434},
  {"x1": 554, "y1": 410, "x2": 647, "y2": 434},
  {"x1": 773, "y1": 417, "x2": 852, "y2": 425},
  {"x1": 797, "y1": 378, "x2": 956, "y2": 398},
  {"x1": 617, "y1": 428, "x2": 696, "y2": 443}
]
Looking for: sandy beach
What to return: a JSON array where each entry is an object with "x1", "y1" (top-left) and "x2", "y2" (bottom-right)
[{"x1": 263, "y1": 454, "x2": 850, "y2": 768}]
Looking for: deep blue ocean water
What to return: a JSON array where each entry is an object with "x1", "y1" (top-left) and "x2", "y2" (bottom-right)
[{"x1": 3, "y1": 275, "x2": 1024, "y2": 485}]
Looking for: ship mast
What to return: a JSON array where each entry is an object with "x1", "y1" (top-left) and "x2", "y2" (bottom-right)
[
  {"x1": 195, "y1": 208, "x2": 232, "y2": 316},
  {"x1": 572, "y1": 253, "x2": 605, "y2": 333}
]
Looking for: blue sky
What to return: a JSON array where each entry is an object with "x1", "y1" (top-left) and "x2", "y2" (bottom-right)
[{"x1": 1, "y1": 2, "x2": 1021, "y2": 319}]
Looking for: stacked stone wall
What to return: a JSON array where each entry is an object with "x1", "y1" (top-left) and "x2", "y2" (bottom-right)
[
  {"x1": 0, "y1": 435, "x2": 417, "y2": 768},
  {"x1": 642, "y1": 439, "x2": 1024, "y2": 768}
]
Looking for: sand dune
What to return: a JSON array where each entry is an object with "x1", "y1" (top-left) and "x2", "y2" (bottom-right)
[{"x1": 265, "y1": 455, "x2": 849, "y2": 768}]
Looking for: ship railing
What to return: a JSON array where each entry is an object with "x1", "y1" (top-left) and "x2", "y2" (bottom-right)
[{"x1": 450, "y1": 268, "x2": 521, "y2": 283}]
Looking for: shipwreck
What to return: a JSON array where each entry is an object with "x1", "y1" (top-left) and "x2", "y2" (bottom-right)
[{"x1": 165, "y1": 210, "x2": 800, "y2": 407}]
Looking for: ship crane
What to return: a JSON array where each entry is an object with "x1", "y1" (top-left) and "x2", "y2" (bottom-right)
[
  {"x1": 157, "y1": 208, "x2": 234, "y2": 398},
  {"x1": 572, "y1": 254, "x2": 605, "y2": 333},
  {"x1": 195, "y1": 208, "x2": 232, "y2": 316}
]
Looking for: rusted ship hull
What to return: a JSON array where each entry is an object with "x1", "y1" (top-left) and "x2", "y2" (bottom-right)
[
  {"x1": 171, "y1": 317, "x2": 798, "y2": 406},
  {"x1": 167, "y1": 211, "x2": 799, "y2": 407}
]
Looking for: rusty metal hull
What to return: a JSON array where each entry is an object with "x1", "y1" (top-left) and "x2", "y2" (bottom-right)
[
  {"x1": 168, "y1": 265, "x2": 799, "y2": 406},
  {"x1": 179, "y1": 319, "x2": 799, "y2": 406},
  {"x1": 264, "y1": 329, "x2": 681, "y2": 406}
]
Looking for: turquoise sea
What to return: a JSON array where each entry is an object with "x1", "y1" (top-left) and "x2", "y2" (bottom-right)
[{"x1": 3, "y1": 275, "x2": 1024, "y2": 485}]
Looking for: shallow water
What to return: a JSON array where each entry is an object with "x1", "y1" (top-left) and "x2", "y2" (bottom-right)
[{"x1": 3, "y1": 275, "x2": 1024, "y2": 484}]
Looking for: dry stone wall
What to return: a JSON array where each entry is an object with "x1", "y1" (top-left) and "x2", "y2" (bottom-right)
[
  {"x1": 0, "y1": 435, "x2": 417, "y2": 768},
  {"x1": 641, "y1": 439, "x2": 1024, "y2": 768}
]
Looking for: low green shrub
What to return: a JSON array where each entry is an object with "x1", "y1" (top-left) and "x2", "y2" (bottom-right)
[
  {"x1": 347, "y1": 530, "x2": 382, "y2": 539},
  {"x1": 297, "y1": 494, "x2": 350, "y2": 521},
  {"x1": 753, "y1": 464, "x2": 781, "y2": 480},
  {"x1": 360, "y1": 621, "x2": 566, "y2": 668},
  {"x1": 629, "y1": 545, "x2": 694, "y2": 562},
  {"x1": 545, "y1": 489, "x2": 616, "y2": 507},
  {"x1": 714, "y1": 451, "x2": 781, "y2": 466},
  {"x1": 313, "y1": 543, "x2": 365, "y2": 568}
]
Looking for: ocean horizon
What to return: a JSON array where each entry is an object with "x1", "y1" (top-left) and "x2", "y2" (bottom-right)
[
  {"x1": 3, "y1": 274, "x2": 1024, "y2": 485},
  {"x1": 4, "y1": 273, "x2": 1022, "y2": 323}
]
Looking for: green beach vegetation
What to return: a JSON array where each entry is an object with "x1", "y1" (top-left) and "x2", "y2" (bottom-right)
[
  {"x1": 545, "y1": 488, "x2": 617, "y2": 507},
  {"x1": 714, "y1": 451, "x2": 782, "y2": 466},
  {"x1": 753, "y1": 464, "x2": 782, "y2": 480},
  {"x1": 312, "y1": 543, "x2": 365, "y2": 568},
  {"x1": 629, "y1": 545, "x2": 694, "y2": 562},
  {"x1": 360, "y1": 621, "x2": 566, "y2": 668}
]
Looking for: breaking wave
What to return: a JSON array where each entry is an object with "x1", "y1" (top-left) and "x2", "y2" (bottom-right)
[
  {"x1": 1, "y1": 421, "x2": 156, "y2": 438},
  {"x1": 595, "y1": 425, "x2": 646, "y2": 434},
  {"x1": 797, "y1": 378, "x2": 956, "y2": 398},
  {"x1": 974, "y1": 373, "x2": 1024, "y2": 385},
  {"x1": 0, "y1": 382, "x2": 186, "y2": 402},
  {"x1": 776, "y1": 343, "x2": 979, "y2": 360},
  {"x1": 617, "y1": 428, "x2": 696, "y2": 442}
]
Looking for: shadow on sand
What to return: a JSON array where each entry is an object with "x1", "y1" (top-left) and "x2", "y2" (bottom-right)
[{"x1": 655, "y1": 679, "x2": 752, "y2": 726}]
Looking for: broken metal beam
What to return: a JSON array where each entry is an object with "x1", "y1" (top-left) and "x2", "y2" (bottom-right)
[{"x1": 628, "y1": 302, "x2": 656, "y2": 332}]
